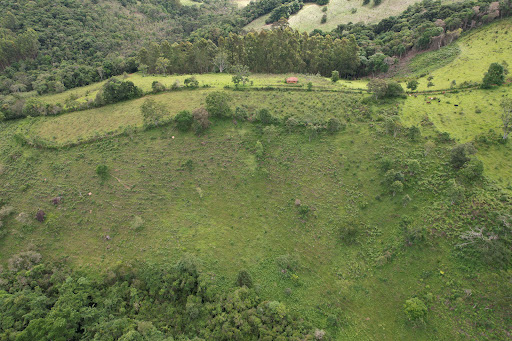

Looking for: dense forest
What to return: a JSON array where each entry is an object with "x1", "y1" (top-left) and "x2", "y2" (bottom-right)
[
  {"x1": 0, "y1": 251, "x2": 318, "y2": 340},
  {"x1": 0, "y1": 0, "x2": 511, "y2": 98}
]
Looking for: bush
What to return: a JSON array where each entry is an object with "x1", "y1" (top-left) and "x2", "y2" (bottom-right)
[
  {"x1": 276, "y1": 254, "x2": 300, "y2": 273},
  {"x1": 96, "y1": 164, "x2": 109, "y2": 178},
  {"x1": 184, "y1": 77, "x2": 199, "y2": 89},
  {"x1": 482, "y1": 63, "x2": 505, "y2": 89},
  {"x1": 461, "y1": 158, "x2": 484, "y2": 181},
  {"x1": 192, "y1": 107, "x2": 211, "y2": 134},
  {"x1": 450, "y1": 143, "x2": 476, "y2": 169},
  {"x1": 331, "y1": 71, "x2": 339, "y2": 82},
  {"x1": 257, "y1": 108, "x2": 273, "y2": 125},
  {"x1": 100, "y1": 78, "x2": 143, "y2": 104},
  {"x1": 205, "y1": 92, "x2": 232, "y2": 119},
  {"x1": 235, "y1": 270, "x2": 253, "y2": 288},
  {"x1": 141, "y1": 98, "x2": 167, "y2": 128},
  {"x1": 175, "y1": 110, "x2": 194, "y2": 131},
  {"x1": 151, "y1": 81, "x2": 166, "y2": 93},
  {"x1": 404, "y1": 297, "x2": 427, "y2": 322},
  {"x1": 327, "y1": 117, "x2": 342, "y2": 133},
  {"x1": 406, "y1": 80, "x2": 419, "y2": 91},
  {"x1": 339, "y1": 224, "x2": 359, "y2": 244}
]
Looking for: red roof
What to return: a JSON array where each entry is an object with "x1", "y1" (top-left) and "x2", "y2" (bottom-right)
[{"x1": 286, "y1": 77, "x2": 298, "y2": 83}]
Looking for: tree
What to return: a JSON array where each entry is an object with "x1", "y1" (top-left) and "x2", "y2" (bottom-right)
[
  {"x1": 192, "y1": 107, "x2": 211, "y2": 134},
  {"x1": 406, "y1": 80, "x2": 419, "y2": 91},
  {"x1": 331, "y1": 70, "x2": 339, "y2": 82},
  {"x1": 367, "y1": 79, "x2": 388, "y2": 99},
  {"x1": 175, "y1": 110, "x2": 194, "y2": 131},
  {"x1": 258, "y1": 108, "x2": 273, "y2": 125},
  {"x1": 213, "y1": 51, "x2": 229, "y2": 73},
  {"x1": 327, "y1": 118, "x2": 342, "y2": 133},
  {"x1": 141, "y1": 98, "x2": 167, "y2": 128},
  {"x1": 100, "y1": 79, "x2": 143, "y2": 104},
  {"x1": 482, "y1": 63, "x2": 505, "y2": 89},
  {"x1": 236, "y1": 270, "x2": 253, "y2": 288},
  {"x1": 450, "y1": 143, "x2": 476, "y2": 169},
  {"x1": 231, "y1": 64, "x2": 250, "y2": 88},
  {"x1": 461, "y1": 158, "x2": 484, "y2": 181},
  {"x1": 151, "y1": 81, "x2": 165, "y2": 93},
  {"x1": 501, "y1": 98, "x2": 512, "y2": 140},
  {"x1": 205, "y1": 92, "x2": 232, "y2": 118}
]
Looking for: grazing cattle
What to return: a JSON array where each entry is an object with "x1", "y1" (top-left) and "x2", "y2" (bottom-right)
[{"x1": 427, "y1": 101, "x2": 431, "y2": 104}]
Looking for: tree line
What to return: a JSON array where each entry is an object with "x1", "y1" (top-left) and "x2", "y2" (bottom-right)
[{"x1": 138, "y1": 25, "x2": 360, "y2": 77}]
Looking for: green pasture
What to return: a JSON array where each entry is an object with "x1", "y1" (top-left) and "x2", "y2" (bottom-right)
[{"x1": 415, "y1": 18, "x2": 512, "y2": 91}]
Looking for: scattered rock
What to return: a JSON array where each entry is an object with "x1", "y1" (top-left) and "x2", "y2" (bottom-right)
[
  {"x1": 295, "y1": 199, "x2": 301, "y2": 206},
  {"x1": 51, "y1": 196, "x2": 62, "y2": 205}
]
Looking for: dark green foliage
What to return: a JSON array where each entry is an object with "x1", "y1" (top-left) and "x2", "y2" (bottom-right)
[
  {"x1": 0, "y1": 254, "x2": 317, "y2": 340},
  {"x1": 96, "y1": 164, "x2": 109, "y2": 178},
  {"x1": 327, "y1": 117, "x2": 342, "y2": 133},
  {"x1": 406, "y1": 80, "x2": 419, "y2": 91},
  {"x1": 367, "y1": 79, "x2": 404, "y2": 99},
  {"x1": 100, "y1": 79, "x2": 143, "y2": 105},
  {"x1": 450, "y1": 143, "x2": 476, "y2": 169},
  {"x1": 151, "y1": 81, "x2": 165, "y2": 93},
  {"x1": 407, "y1": 126, "x2": 421, "y2": 141},
  {"x1": 205, "y1": 91, "x2": 232, "y2": 118},
  {"x1": 321, "y1": 13, "x2": 327, "y2": 24},
  {"x1": 482, "y1": 63, "x2": 505, "y2": 88},
  {"x1": 461, "y1": 158, "x2": 484, "y2": 181},
  {"x1": 184, "y1": 77, "x2": 199, "y2": 89},
  {"x1": 175, "y1": 110, "x2": 194, "y2": 131},
  {"x1": 257, "y1": 108, "x2": 273, "y2": 125},
  {"x1": 374, "y1": 0, "x2": 382, "y2": 5},
  {"x1": 236, "y1": 269, "x2": 253, "y2": 288},
  {"x1": 339, "y1": 223, "x2": 359, "y2": 244},
  {"x1": 363, "y1": 0, "x2": 370, "y2": 5},
  {"x1": 231, "y1": 64, "x2": 250, "y2": 87}
]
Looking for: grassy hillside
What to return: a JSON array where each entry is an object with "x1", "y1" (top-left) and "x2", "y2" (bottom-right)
[
  {"x1": 409, "y1": 18, "x2": 512, "y2": 91},
  {"x1": 245, "y1": 0, "x2": 463, "y2": 33},
  {"x1": 2, "y1": 82, "x2": 512, "y2": 339},
  {"x1": 1, "y1": 10, "x2": 512, "y2": 341}
]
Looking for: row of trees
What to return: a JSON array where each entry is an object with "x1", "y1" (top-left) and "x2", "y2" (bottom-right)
[{"x1": 138, "y1": 26, "x2": 360, "y2": 77}]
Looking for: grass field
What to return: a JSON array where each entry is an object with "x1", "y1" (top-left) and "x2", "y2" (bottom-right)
[
  {"x1": 1, "y1": 17, "x2": 512, "y2": 340},
  {"x1": 33, "y1": 72, "x2": 368, "y2": 107},
  {"x1": 413, "y1": 18, "x2": 512, "y2": 91},
  {"x1": 3, "y1": 111, "x2": 509, "y2": 339}
]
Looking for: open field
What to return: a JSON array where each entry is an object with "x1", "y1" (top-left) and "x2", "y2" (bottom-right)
[
  {"x1": 414, "y1": 18, "x2": 512, "y2": 91},
  {"x1": 2, "y1": 110, "x2": 510, "y2": 339}
]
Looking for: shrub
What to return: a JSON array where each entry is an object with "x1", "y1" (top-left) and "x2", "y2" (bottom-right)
[
  {"x1": 151, "y1": 81, "x2": 166, "y2": 93},
  {"x1": 404, "y1": 297, "x2": 427, "y2": 322},
  {"x1": 100, "y1": 78, "x2": 143, "y2": 104},
  {"x1": 96, "y1": 164, "x2": 109, "y2": 178},
  {"x1": 255, "y1": 140, "x2": 264, "y2": 159},
  {"x1": 406, "y1": 80, "x2": 419, "y2": 91},
  {"x1": 141, "y1": 98, "x2": 167, "y2": 128},
  {"x1": 331, "y1": 70, "x2": 339, "y2": 82},
  {"x1": 234, "y1": 106, "x2": 249, "y2": 121},
  {"x1": 184, "y1": 77, "x2": 199, "y2": 89},
  {"x1": 205, "y1": 92, "x2": 232, "y2": 118},
  {"x1": 482, "y1": 63, "x2": 505, "y2": 89},
  {"x1": 461, "y1": 158, "x2": 484, "y2": 181},
  {"x1": 321, "y1": 14, "x2": 327, "y2": 23},
  {"x1": 257, "y1": 108, "x2": 273, "y2": 125},
  {"x1": 450, "y1": 143, "x2": 476, "y2": 169},
  {"x1": 235, "y1": 270, "x2": 253, "y2": 288},
  {"x1": 276, "y1": 254, "x2": 300, "y2": 273},
  {"x1": 327, "y1": 117, "x2": 341, "y2": 133},
  {"x1": 339, "y1": 223, "x2": 359, "y2": 244},
  {"x1": 35, "y1": 209, "x2": 45, "y2": 222},
  {"x1": 192, "y1": 107, "x2": 212, "y2": 134},
  {"x1": 390, "y1": 180, "x2": 404, "y2": 196},
  {"x1": 175, "y1": 110, "x2": 194, "y2": 131},
  {"x1": 408, "y1": 125, "x2": 421, "y2": 141}
]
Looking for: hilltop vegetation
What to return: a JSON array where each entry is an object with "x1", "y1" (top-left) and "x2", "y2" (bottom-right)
[{"x1": 1, "y1": 0, "x2": 512, "y2": 340}]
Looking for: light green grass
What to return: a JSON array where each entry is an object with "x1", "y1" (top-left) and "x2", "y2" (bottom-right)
[
  {"x1": 29, "y1": 89, "x2": 365, "y2": 144},
  {"x1": 415, "y1": 18, "x2": 512, "y2": 91},
  {"x1": 0, "y1": 117, "x2": 489, "y2": 340},
  {"x1": 30, "y1": 72, "x2": 368, "y2": 107}
]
